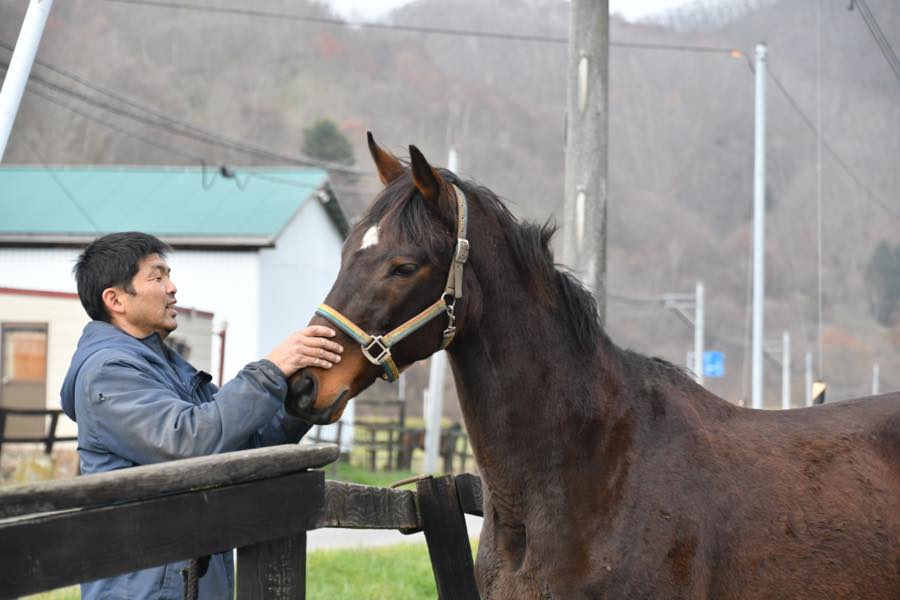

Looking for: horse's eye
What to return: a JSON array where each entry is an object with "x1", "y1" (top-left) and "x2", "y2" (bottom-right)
[{"x1": 391, "y1": 263, "x2": 419, "y2": 277}]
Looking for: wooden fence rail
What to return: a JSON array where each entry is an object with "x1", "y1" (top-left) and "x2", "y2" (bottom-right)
[
  {"x1": 0, "y1": 443, "x2": 483, "y2": 600},
  {"x1": 0, "y1": 407, "x2": 77, "y2": 457}
]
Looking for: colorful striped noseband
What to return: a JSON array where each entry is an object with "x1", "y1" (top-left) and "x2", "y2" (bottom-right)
[{"x1": 315, "y1": 184, "x2": 470, "y2": 382}]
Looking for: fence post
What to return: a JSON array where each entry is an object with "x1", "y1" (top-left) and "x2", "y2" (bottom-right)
[
  {"x1": 45, "y1": 412, "x2": 60, "y2": 455},
  {"x1": 237, "y1": 531, "x2": 307, "y2": 600},
  {"x1": 416, "y1": 475, "x2": 480, "y2": 599},
  {"x1": 0, "y1": 408, "x2": 6, "y2": 457}
]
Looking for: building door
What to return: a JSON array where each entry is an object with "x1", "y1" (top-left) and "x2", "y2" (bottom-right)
[{"x1": 1, "y1": 324, "x2": 48, "y2": 437}]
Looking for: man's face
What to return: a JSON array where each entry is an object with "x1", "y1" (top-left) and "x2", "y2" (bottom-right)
[{"x1": 116, "y1": 253, "x2": 178, "y2": 339}]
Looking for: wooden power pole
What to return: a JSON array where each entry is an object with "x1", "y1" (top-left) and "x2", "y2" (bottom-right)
[{"x1": 563, "y1": 0, "x2": 610, "y2": 322}]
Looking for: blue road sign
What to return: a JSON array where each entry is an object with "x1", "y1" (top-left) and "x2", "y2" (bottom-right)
[{"x1": 704, "y1": 351, "x2": 725, "y2": 378}]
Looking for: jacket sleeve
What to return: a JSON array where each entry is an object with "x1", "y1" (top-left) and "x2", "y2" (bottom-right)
[
  {"x1": 223, "y1": 360, "x2": 313, "y2": 447},
  {"x1": 249, "y1": 408, "x2": 314, "y2": 448},
  {"x1": 77, "y1": 356, "x2": 290, "y2": 464}
]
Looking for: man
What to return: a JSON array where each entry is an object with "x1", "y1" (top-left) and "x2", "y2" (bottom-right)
[{"x1": 60, "y1": 231, "x2": 342, "y2": 599}]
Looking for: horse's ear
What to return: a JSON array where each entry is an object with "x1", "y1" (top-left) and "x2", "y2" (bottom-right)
[
  {"x1": 367, "y1": 131, "x2": 405, "y2": 185},
  {"x1": 409, "y1": 145, "x2": 444, "y2": 203}
]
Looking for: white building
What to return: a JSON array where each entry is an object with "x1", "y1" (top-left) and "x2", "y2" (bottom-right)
[{"x1": 0, "y1": 166, "x2": 352, "y2": 447}]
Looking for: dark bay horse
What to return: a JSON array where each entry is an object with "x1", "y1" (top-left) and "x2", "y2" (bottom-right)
[{"x1": 286, "y1": 134, "x2": 900, "y2": 599}]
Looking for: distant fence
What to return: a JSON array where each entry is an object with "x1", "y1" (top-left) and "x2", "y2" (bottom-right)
[
  {"x1": 315, "y1": 398, "x2": 474, "y2": 473},
  {"x1": 0, "y1": 443, "x2": 483, "y2": 599},
  {"x1": 0, "y1": 407, "x2": 76, "y2": 457}
]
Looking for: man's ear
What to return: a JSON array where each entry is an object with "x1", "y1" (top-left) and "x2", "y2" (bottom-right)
[{"x1": 101, "y1": 287, "x2": 127, "y2": 318}]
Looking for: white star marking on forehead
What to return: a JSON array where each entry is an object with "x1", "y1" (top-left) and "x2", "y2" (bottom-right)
[{"x1": 360, "y1": 225, "x2": 379, "y2": 250}]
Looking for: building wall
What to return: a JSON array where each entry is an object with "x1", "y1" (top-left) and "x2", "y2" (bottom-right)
[
  {"x1": 259, "y1": 198, "x2": 352, "y2": 449},
  {"x1": 0, "y1": 291, "x2": 212, "y2": 438},
  {"x1": 166, "y1": 250, "x2": 258, "y2": 382},
  {"x1": 0, "y1": 292, "x2": 88, "y2": 437},
  {"x1": 258, "y1": 198, "x2": 343, "y2": 353},
  {"x1": 0, "y1": 198, "x2": 351, "y2": 448}
]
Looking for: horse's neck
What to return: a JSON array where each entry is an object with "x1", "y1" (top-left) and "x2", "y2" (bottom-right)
[{"x1": 447, "y1": 259, "x2": 629, "y2": 513}]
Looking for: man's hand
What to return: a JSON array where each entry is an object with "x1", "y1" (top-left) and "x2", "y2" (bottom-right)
[{"x1": 266, "y1": 325, "x2": 344, "y2": 378}]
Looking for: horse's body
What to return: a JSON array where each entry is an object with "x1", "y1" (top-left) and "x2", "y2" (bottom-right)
[
  {"x1": 287, "y1": 136, "x2": 900, "y2": 598},
  {"x1": 455, "y1": 334, "x2": 900, "y2": 598}
]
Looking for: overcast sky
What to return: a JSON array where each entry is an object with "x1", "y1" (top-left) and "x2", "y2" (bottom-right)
[{"x1": 320, "y1": 0, "x2": 698, "y2": 22}]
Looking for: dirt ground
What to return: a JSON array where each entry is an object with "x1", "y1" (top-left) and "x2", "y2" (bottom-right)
[{"x1": 0, "y1": 444, "x2": 79, "y2": 486}]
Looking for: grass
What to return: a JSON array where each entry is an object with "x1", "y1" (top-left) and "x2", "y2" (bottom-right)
[
  {"x1": 25, "y1": 541, "x2": 479, "y2": 600},
  {"x1": 326, "y1": 460, "x2": 417, "y2": 488},
  {"x1": 307, "y1": 543, "x2": 439, "y2": 599}
]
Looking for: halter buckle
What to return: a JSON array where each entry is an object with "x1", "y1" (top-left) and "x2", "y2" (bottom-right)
[
  {"x1": 454, "y1": 238, "x2": 470, "y2": 264},
  {"x1": 361, "y1": 336, "x2": 391, "y2": 366},
  {"x1": 442, "y1": 301, "x2": 457, "y2": 340}
]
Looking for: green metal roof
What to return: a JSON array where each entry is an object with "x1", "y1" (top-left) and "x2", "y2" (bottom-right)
[{"x1": 0, "y1": 166, "x2": 346, "y2": 247}]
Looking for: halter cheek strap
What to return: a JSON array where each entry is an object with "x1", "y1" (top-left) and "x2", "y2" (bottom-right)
[{"x1": 315, "y1": 184, "x2": 469, "y2": 383}]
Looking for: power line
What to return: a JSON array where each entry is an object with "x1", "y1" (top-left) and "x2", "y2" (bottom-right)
[
  {"x1": 17, "y1": 134, "x2": 103, "y2": 232},
  {"x1": 1, "y1": 64, "x2": 368, "y2": 204},
  {"x1": 741, "y1": 53, "x2": 898, "y2": 219},
  {"x1": 21, "y1": 81, "x2": 207, "y2": 162},
  {"x1": 1, "y1": 61, "x2": 206, "y2": 163},
  {"x1": 0, "y1": 45, "x2": 367, "y2": 176},
  {"x1": 849, "y1": 0, "x2": 900, "y2": 84},
  {"x1": 97, "y1": 0, "x2": 741, "y2": 55},
  {"x1": 765, "y1": 66, "x2": 899, "y2": 218}
]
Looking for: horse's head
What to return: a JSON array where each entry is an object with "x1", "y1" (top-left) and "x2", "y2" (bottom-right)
[{"x1": 285, "y1": 133, "x2": 479, "y2": 424}]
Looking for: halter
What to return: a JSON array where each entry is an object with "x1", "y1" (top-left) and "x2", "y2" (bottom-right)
[{"x1": 315, "y1": 184, "x2": 470, "y2": 383}]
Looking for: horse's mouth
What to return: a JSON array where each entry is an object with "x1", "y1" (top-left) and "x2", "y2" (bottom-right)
[{"x1": 285, "y1": 380, "x2": 351, "y2": 425}]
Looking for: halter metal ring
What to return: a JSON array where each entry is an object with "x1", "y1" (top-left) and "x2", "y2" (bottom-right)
[{"x1": 361, "y1": 335, "x2": 391, "y2": 365}]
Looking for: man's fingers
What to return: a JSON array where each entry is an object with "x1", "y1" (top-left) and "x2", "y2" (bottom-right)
[
  {"x1": 304, "y1": 325, "x2": 337, "y2": 338},
  {"x1": 306, "y1": 357, "x2": 333, "y2": 369},
  {"x1": 299, "y1": 345, "x2": 341, "y2": 365},
  {"x1": 317, "y1": 339, "x2": 344, "y2": 353}
]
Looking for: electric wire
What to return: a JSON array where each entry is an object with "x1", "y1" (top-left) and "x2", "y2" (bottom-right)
[
  {"x1": 4, "y1": 74, "x2": 209, "y2": 163},
  {"x1": 97, "y1": 0, "x2": 741, "y2": 55},
  {"x1": 17, "y1": 135, "x2": 103, "y2": 232},
  {"x1": 0, "y1": 65, "x2": 361, "y2": 208},
  {"x1": 0, "y1": 46, "x2": 368, "y2": 176},
  {"x1": 851, "y1": 0, "x2": 900, "y2": 84},
  {"x1": 741, "y1": 52, "x2": 899, "y2": 219},
  {"x1": 816, "y1": 0, "x2": 824, "y2": 379}
]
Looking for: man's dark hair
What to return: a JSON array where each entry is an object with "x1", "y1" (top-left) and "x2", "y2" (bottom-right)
[{"x1": 73, "y1": 232, "x2": 171, "y2": 321}]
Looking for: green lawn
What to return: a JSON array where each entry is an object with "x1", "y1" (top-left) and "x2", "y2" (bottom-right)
[
  {"x1": 26, "y1": 541, "x2": 479, "y2": 599},
  {"x1": 327, "y1": 461, "x2": 418, "y2": 488}
]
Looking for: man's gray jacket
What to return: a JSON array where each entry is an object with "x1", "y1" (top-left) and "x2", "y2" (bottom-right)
[{"x1": 60, "y1": 320, "x2": 311, "y2": 600}]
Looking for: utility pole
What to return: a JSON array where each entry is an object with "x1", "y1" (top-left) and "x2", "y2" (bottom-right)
[
  {"x1": 693, "y1": 282, "x2": 705, "y2": 386},
  {"x1": 563, "y1": 0, "x2": 609, "y2": 322},
  {"x1": 805, "y1": 352, "x2": 813, "y2": 406},
  {"x1": 423, "y1": 146, "x2": 460, "y2": 474},
  {"x1": 660, "y1": 283, "x2": 704, "y2": 385},
  {"x1": 751, "y1": 43, "x2": 767, "y2": 410},
  {"x1": 781, "y1": 332, "x2": 791, "y2": 409},
  {"x1": 423, "y1": 352, "x2": 446, "y2": 474},
  {"x1": 0, "y1": 0, "x2": 54, "y2": 162}
]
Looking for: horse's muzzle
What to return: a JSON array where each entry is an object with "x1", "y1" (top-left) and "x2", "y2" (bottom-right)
[
  {"x1": 285, "y1": 370, "x2": 318, "y2": 416},
  {"x1": 285, "y1": 370, "x2": 349, "y2": 425}
]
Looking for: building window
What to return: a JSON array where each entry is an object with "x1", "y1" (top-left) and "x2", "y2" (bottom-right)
[
  {"x1": 1, "y1": 324, "x2": 49, "y2": 437},
  {"x1": 2, "y1": 326, "x2": 47, "y2": 384}
]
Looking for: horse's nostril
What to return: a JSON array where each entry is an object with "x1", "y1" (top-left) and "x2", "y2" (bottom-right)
[{"x1": 285, "y1": 371, "x2": 318, "y2": 417}]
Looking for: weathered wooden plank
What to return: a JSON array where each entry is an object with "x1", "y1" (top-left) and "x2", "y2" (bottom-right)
[
  {"x1": 318, "y1": 480, "x2": 419, "y2": 530},
  {"x1": 455, "y1": 473, "x2": 484, "y2": 517},
  {"x1": 237, "y1": 532, "x2": 307, "y2": 600},
  {"x1": 417, "y1": 475, "x2": 480, "y2": 600},
  {"x1": 0, "y1": 471, "x2": 324, "y2": 598},
  {"x1": 0, "y1": 442, "x2": 338, "y2": 519}
]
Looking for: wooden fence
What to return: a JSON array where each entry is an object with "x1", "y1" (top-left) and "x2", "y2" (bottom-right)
[
  {"x1": 0, "y1": 443, "x2": 483, "y2": 599},
  {"x1": 0, "y1": 407, "x2": 77, "y2": 457}
]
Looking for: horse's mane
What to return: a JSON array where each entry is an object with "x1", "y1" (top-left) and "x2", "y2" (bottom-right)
[{"x1": 363, "y1": 170, "x2": 605, "y2": 353}]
